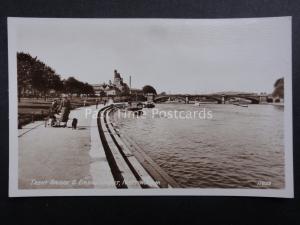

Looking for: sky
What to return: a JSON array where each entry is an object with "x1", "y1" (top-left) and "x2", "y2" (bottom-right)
[{"x1": 14, "y1": 17, "x2": 291, "y2": 94}]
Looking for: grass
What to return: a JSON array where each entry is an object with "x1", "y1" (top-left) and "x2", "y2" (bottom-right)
[{"x1": 18, "y1": 97, "x2": 98, "y2": 128}]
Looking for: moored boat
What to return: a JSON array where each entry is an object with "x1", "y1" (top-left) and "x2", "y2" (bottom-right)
[
  {"x1": 127, "y1": 102, "x2": 143, "y2": 111},
  {"x1": 143, "y1": 102, "x2": 155, "y2": 108}
]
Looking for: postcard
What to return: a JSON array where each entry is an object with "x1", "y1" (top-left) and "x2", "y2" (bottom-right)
[{"x1": 8, "y1": 17, "x2": 293, "y2": 197}]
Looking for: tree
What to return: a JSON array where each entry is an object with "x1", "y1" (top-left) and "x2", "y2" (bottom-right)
[
  {"x1": 272, "y1": 78, "x2": 284, "y2": 99},
  {"x1": 17, "y1": 52, "x2": 64, "y2": 100},
  {"x1": 82, "y1": 82, "x2": 95, "y2": 96},
  {"x1": 99, "y1": 90, "x2": 106, "y2": 97},
  {"x1": 50, "y1": 74, "x2": 64, "y2": 93},
  {"x1": 63, "y1": 77, "x2": 95, "y2": 97},
  {"x1": 17, "y1": 52, "x2": 94, "y2": 100},
  {"x1": 63, "y1": 77, "x2": 80, "y2": 96},
  {"x1": 120, "y1": 83, "x2": 130, "y2": 96},
  {"x1": 17, "y1": 52, "x2": 51, "y2": 100},
  {"x1": 17, "y1": 53, "x2": 34, "y2": 101},
  {"x1": 31, "y1": 61, "x2": 48, "y2": 98},
  {"x1": 142, "y1": 85, "x2": 157, "y2": 95}
]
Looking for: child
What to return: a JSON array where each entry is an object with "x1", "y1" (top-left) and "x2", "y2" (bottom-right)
[{"x1": 72, "y1": 118, "x2": 78, "y2": 130}]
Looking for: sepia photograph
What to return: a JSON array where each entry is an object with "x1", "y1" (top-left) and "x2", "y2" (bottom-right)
[{"x1": 8, "y1": 17, "x2": 293, "y2": 197}]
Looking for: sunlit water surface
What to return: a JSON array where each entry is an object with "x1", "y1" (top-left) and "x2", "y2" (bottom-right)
[{"x1": 112, "y1": 104, "x2": 284, "y2": 188}]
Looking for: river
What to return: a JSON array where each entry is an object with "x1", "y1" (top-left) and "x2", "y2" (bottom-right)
[{"x1": 112, "y1": 104, "x2": 284, "y2": 189}]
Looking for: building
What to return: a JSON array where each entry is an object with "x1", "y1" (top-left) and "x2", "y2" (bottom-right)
[
  {"x1": 130, "y1": 88, "x2": 143, "y2": 95},
  {"x1": 92, "y1": 69, "x2": 129, "y2": 96},
  {"x1": 92, "y1": 83, "x2": 106, "y2": 96},
  {"x1": 113, "y1": 70, "x2": 123, "y2": 87}
]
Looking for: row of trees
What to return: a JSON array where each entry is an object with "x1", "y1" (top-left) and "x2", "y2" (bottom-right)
[
  {"x1": 64, "y1": 77, "x2": 95, "y2": 97},
  {"x1": 17, "y1": 52, "x2": 94, "y2": 101}
]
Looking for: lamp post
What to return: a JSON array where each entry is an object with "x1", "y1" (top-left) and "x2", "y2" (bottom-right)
[{"x1": 129, "y1": 75, "x2": 132, "y2": 95}]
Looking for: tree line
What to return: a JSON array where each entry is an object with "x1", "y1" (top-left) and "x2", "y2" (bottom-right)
[{"x1": 17, "y1": 52, "x2": 94, "y2": 101}]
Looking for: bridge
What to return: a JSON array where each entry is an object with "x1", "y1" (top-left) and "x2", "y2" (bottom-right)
[{"x1": 153, "y1": 94, "x2": 269, "y2": 104}]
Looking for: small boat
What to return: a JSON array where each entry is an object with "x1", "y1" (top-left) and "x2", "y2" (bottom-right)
[
  {"x1": 113, "y1": 102, "x2": 127, "y2": 109},
  {"x1": 143, "y1": 102, "x2": 155, "y2": 108},
  {"x1": 127, "y1": 102, "x2": 143, "y2": 111},
  {"x1": 194, "y1": 101, "x2": 218, "y2": 106},
  {"x1": 233, "y1": 103, "x2": 248, "y2": 107}
]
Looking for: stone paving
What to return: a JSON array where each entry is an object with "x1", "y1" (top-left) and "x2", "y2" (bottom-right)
[{"x1": 18, "y1": 105, "x2": 115, "y2": 189}]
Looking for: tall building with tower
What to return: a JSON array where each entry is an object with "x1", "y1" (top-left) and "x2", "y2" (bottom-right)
[
  {"x1": 92, "y1": 69, "x2": 129, "y2": 96},
  {"x1": 113, "y1": 70, "x2": 123, "y2": 88}
]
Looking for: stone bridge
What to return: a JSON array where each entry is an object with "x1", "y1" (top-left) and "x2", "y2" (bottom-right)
[{"x1": 154, "y1": 94, "x2": 268, "y2": 104}]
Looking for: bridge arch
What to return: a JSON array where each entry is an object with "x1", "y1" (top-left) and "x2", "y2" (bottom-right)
[
  {"x1": 233, "y1": 96, "x2": 260, "y2": 104},
  {"x1": 189, "y1": 95, "x2": 223, "y2": 104}
]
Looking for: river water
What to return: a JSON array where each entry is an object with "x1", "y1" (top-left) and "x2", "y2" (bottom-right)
[{"x1": 112, "y1": 104, "x2": 284, "y2": 188}]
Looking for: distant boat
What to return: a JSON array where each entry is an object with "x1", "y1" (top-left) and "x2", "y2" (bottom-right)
[
  {"x1": 194, "y1": 101, "x2": 218, "y2": 106},
  {"x1": 164, "y1": 97, "x2": 184, "y2": 104},
  {"x1": 233, "y1": 103, "x2": 248, "y2": 107}
]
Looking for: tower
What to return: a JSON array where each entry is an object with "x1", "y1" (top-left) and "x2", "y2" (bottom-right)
[{"x1": 113, "y1": 69, "x2": 122, "y2": 87}]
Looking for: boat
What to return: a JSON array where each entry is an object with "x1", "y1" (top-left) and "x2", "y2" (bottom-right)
[
  {"x1": 164, "y1": 97, "x2": 184, "y2": 104},
  {"x1": 127, "y1": 102, "x2": 143, "y2": 111},
  {"x1": 194, "y1": 101, "x2": 218, "y2": 106},
  {"x1": 113, "y1": 102, "x2": 127, "y2": 109},
  {"x1": 233, "y1": 103, "x2": 248, "y2": 107},
  {"x1": 143, "y1": 102, "x2": 155, "y2": 108}
]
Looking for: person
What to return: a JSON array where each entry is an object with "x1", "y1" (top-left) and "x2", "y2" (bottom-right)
[
  {"x1": 59, "y1": 97, "x2": 71, "y2": 127},
  {"x1": 45, "y1": 99, "x2": 58, "y2": 127},
  {"x1": 51, "y1": 99, "x2": 59, "y2": 114},
  {"x1": 96, "y1": 99, "x2": 99, "y2": 109}
]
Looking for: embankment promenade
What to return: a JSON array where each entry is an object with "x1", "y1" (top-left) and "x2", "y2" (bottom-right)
[{"x1": 18, "y1": 104, "x2": 179, "y2": 190}]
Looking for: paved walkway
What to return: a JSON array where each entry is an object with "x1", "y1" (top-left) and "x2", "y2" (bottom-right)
[{"x1": 18, "y1": 105, "x2": 115, "y2": 189}]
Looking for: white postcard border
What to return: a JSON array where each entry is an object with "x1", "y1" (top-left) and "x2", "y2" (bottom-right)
[{"x1": 8, "y1": 17, "x2": 294, "y2": 198}]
